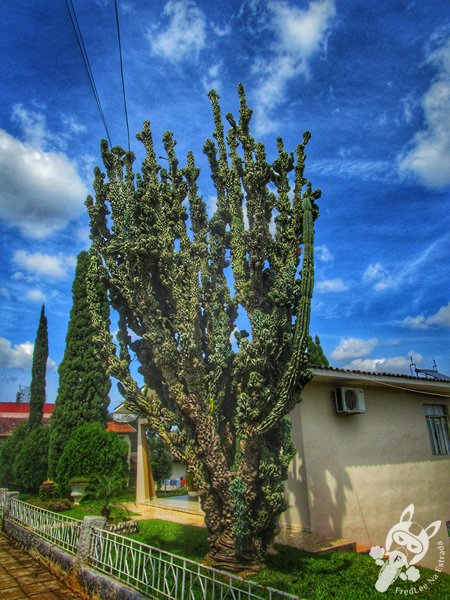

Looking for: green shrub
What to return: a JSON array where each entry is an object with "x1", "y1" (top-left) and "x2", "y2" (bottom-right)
[
  {"x1": 56, "y1": 422, "x2": 128, "y2": 489},
  {"x1": 13, "y1": 425, "x2": 50, "y2": 492},
  {"x1": 0, "y1": 424, "x2": 29, "y2": 487},
  {"x1": 85, "y1": 474, "x2": 129, "y2": 519},
  {"x1": 45, "y1": 498, "x2": 73, "y2": 512},
  {"x1": 31, "y1": 498, "x2": 73, "y2": 512},
  {"x1": 39, "y1": 479, "x2": 60, "y2": 501}
]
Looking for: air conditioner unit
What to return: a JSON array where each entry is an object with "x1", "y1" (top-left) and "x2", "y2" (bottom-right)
[{"x1": 334, "y1": 388, "x2": 365, "y2": 415}]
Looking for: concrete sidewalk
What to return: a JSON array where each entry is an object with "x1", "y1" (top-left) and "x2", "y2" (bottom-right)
[{"x1": 0, "y1": 533, "x2": 80, "y2": 600}]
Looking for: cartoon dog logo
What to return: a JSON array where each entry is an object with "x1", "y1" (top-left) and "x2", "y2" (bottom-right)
[{"x1": 370, "y1": 504, "x2": 441, "y2": 592}]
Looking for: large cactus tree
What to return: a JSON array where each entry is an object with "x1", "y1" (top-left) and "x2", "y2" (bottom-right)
[{"x1": 86, "y1": 85, "x2": 321, "y2": 572}]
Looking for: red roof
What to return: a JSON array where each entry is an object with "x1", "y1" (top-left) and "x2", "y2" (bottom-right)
[
  {"x1": 0, "y1": 406, "x2": 134, "y2": 437},
  {"x1": 106, "y1": 421, "x2": 136, "y2": 433},
  {"x1": 0, "y1": 402, "x2": 55, "y2": 415}
]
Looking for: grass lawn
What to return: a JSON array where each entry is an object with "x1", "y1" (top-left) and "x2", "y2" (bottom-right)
[{"x1": 127, "y1": 520, "x2": 450, "y2": 600}]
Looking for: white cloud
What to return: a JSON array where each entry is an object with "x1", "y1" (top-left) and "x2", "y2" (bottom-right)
[
  {"x1": 363, "y1": 262, "x2": 394, "y2": 291},
  {"x1": 398, "y1": 39, "x2": 450, "y2": 188},
  {"x1": 331, "y1": 337, "x2": 378, "y2": 361},
  {"x1": 363, "y1": 237, "x2": 448, "y2": 293},
  {"x1": 253, "y1": 0, "x2": 337, "y2": 134},
  {"x1": 270, "y1": 0, "x2": 335, "y2": 59},
  {"x1": 0, "y1": 129, "x2": 88, "y2": 238},
  {"x1": 402, "y1": 301, "x2": 450, "y2": 330},
  {"x1": 316, "y1": 278, "x2": 348, "y2": 292},
  {"x1": 311, "y1": 158, "x2": 396, "y2": 182},
  {"x1": 316, "y1": 244, "x2": 333, "y2": 262},
  {"x1": 400, "y1": 94, "x2": 417, "y2": 125},
  {"x1": 428, "y1": 302, "x2": 450, "y2": 327},
  {"x1": 12, "y1": 104, "x2": 86, "y2": 151},
  {"x1": 0, "y1": 338, "x2": 34, "y2": 369},
  {"x1": 211, "y1": 23, "x2": 231, "y2": 37},
  {"x1": 348, "y1": 358, "x2": 388, "y2": 371},
  {"x1": 26, "y1": 289, "x2": 46, "y2": 303},
  {"x1": 61, "y1": 115, "x2": 87, "y2": 136},
  {"x1": 401, "y1": 315, "x2": 428, "y2": 330},
  {"x1": 149, "y1": 0, "x2": 206, "y2": 63},
  {"x1": 12, "y1": 104, "x2": 51, "y2": 148},
  {"x1": 363, "y1": 263, "x2": 384, "y2": 282},
  {"x1": 348, "y1": 352, "x2": 423, "y2": 374},
  {"x1": 13, "y1": 250, "x2": 75, "y2": 280},
  {"x1": 0, "y1": 337, "x2": 56, "y2": 371},
  {"x1": 202, "y1": 63, "x2": 221, "y2": 94}
]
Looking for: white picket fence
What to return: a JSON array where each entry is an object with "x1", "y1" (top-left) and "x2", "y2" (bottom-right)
[{"x1": 0, "y1": 492, "x2": 298, "y2": 600}]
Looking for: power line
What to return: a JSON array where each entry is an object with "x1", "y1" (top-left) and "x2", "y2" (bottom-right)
[
  {"x1": 114, "y1": 0, "x2": 131, "y2": 152},
  {"x1": 64, "y1": 0, "x2": 112, "y2": 147}
]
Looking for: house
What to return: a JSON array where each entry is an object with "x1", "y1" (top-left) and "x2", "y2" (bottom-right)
[
  {"x1": 106, "y1": 421, "x2": 136, "y2": 453},
  {"x1": 0, "y1": 402, "x2": 136, "y2": 458},
  {"x1": 281, "y1": 367, "x2": 450, "y2": 571},
  {"x1": 135, "y1": 367, "x2": 450, "y2": 571},
  {"x1": 0, "y1": 402, "x2": 55, "y2": 443}
]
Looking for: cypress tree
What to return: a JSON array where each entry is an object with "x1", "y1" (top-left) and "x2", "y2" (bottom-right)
[
  {"x1": 307, "y1": 334, "x2": 329, "y2": 367},
  {"x1": 28, "y1": 305, "x2": 48, "y2": 430},
  {"x1": 48, "y1": 251, "x2": 111, "y2": 476}
]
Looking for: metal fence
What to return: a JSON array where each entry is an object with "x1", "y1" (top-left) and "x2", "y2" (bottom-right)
[
  {"x1": 87, "y1": 527, "x2": 298, "y2": 600},
  {"x1": 8, "y1": 497, "x2": 82, "y2": 555},
  {"x1": 1, "y1": 493, "x2": 298, "y2": 600},
  {"x1": 0, "y1": 490, "x2": 5, "y2": 519}
]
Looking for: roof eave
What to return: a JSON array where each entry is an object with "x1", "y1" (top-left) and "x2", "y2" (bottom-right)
[{"x1": 310, "y1": 367, "x2": 450, "y2": 394}]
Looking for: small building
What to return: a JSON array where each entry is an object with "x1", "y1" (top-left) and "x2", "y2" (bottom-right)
[
  {"x1": 0, "y1": 402, "x2": 55, "y2": 443},
  {"x1": 282, "y1": 367, "x2": 450, "y2": 571},
  {"x1": 16, "y1": 385, "x2": 31, "y2": 404}
]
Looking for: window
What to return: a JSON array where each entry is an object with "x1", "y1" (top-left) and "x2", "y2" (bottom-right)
[{"x1": 424, "y1": 405, "x2": 450, "y2": 455}]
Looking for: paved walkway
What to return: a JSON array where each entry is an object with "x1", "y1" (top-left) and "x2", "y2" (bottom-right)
[
  {"x1": 124, "y1": 497, "x2": 356, "y2": 553},
  {"x1": 0, "y1": 534, "x2": 80, "y2": 600}
]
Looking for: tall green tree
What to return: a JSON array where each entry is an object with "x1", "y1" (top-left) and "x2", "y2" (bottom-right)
[
  {"x1": 48, "y1": 251, "x2": 111, "y2": 476},
  {"x1": 14, "y1": 425, "x2": 50, "y2": 492},
  {"x1": 307, "y1": 334, "x2": 329, "y2": 367},
  {"x1": 0, "y1": 424, "x2": 28, "y2": 486},
  {"x1": 28, "y1": 305, "x2": 49, "y2": 430},
  {"x1": 86, "y1": 85, "x2": 321, "y2": 571}
]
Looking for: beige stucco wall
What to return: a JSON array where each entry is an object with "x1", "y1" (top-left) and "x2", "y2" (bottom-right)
[{"x1": 282, "y1": 378, "x2": 450, "y2": 571}]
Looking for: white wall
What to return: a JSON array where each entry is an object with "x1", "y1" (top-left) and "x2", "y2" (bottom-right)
[{"x1": 282, "y1": 378, "x2": 450, "y2": 571}]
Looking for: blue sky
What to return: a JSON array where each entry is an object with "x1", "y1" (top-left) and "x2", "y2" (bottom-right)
[{"x1": 0, "y1": 0, "x2": 449, "y2": 408}]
